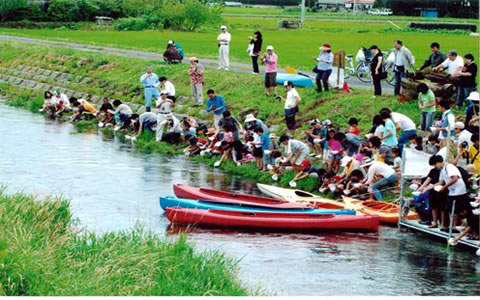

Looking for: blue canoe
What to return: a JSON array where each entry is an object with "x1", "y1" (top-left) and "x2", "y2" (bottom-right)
[
  {"x1": 274, "y1": 72, "x2": 314, "y2": 88},
  {"x1": 159, "y1": 196, "x2": 356, "y2": 215}
]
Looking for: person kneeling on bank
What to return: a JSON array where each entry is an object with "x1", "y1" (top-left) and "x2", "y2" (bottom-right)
[{"x1": 70, "y1": 98, "x2": 97, "y2": 122}]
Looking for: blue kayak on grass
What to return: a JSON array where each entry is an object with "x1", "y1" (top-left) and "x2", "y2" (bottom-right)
[
  {"x1": 274, "y1": 72, "x2": 314, "y2": 88},
  {"x1": 159, "y1": 196, "x2": 356, "y2": 215}
]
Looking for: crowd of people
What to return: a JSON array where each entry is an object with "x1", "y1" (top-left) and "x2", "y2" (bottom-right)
[{"x1": 36, "y1": 33, "x2": 479, "y2": 245}]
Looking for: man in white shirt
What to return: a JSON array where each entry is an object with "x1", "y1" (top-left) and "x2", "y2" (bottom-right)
[
  {"x1": 431, "y1": 155, "x2": 468, "y2": 233},
  {"x1": 434, "y1": 51, "x2": 464, "y2": 108},
  {"x1": 361, "y1": 159, "x2": 397, "y2": 201},
  {"x1": 161, "y1": 114, "x2": 182, "y2": 144},
  {"x1": 390, "y1": 111, "x2": 417, "y2": 153},
  {"x1": 217, "y1": 25, "x2": 231, "y2": 71},
  {"x1": 155, "y1": 90, "x2": 174, "y2": 142},
  {"x1": 279, "y1": 135, "x2": 310, "y2": 172},
  {"x1": 159, "y1": 76, "x2": 176, "y2": 102},
  {"x1": 53, "y1": 89, "x2": 71, "y2": 116},
  {"x1": 279, "y1": 81, "x2": 301, "y2": 136}
]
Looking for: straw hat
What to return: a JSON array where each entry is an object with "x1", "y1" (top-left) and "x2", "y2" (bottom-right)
[
  {"x1": 190, "y1": 56, "x2": 198, "y2": 62},
  {"x1": 320, "y1": 43, "x2": 331, "y2": 51},
  {"x1": 244, "y1": 114, "x2": 257, "y2": 123},
  {"x1": 206, "y1": 128, "x2": 216, "y2": 135}
]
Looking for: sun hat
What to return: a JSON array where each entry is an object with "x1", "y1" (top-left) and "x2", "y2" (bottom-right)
[
  {"x1": 320, "y1": 43, "x2": 331, "y2": 50},
  {"x1": 244, "y1": 114, "x2": 257, "y2": 123},
  {"x1": 300, "y1": 160, "x2": 311, "y2": 171},
  {"x1": 266, "y1": 45, "x2": 274, "y2": 51},
  {"x1": 340, "y1": 156, "x2": 353, "y2": 167},
  {"x1": 220, "y1": 25, "x2": 227, "y2": 30},
  {"x1": 160, "y1": 90, "x2": 168, "y2": 95},
  {"x1": 206, "y1": 128, "x2": 216, "y2": 135},
  {"x1": 322, "y1": 119, "x2": 332, "y2": 127},
  {"x1": 269, "y1": 133, "x2": 277, "y2": 139},
  {"x1": 361, "y1": 157, "x2": 375, "y2": 168},
  {"x1": 454, "y1": 122, "x2": 465, "y2": 130},
  {"x1": 190, "y1": 56, "x2": 198, "y2": 62},
  {"x1": 467, "y1": 91, "x2": 480, "y2": 102}
]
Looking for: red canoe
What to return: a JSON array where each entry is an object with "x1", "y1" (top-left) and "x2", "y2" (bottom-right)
[
  {"x1": 165, "y1": 207, "x2": 380, "y2": 232},
  {"x1": 173, "y1": 183, "x2": 310, "y2": 210}
]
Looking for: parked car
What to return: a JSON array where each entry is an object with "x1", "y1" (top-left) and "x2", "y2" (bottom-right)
[{"x1": 368, "y1": 9, "x2": 393, "y2": 16}]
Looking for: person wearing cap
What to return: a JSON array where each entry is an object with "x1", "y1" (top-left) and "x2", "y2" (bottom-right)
[
  {"x1": 206, "y1": 89, "x2": 226, "y2": 129},
  {"x1": 249, "y1": 31, "x2": 262, "y2": 74},
  {"x1": 167, "y1": 40, "x2": 184, "y2": 61},
  {"x1": 453, "y1": 133, "x2": 480, "y2": 175},
  {"x1": 279, "y1": 135, "x2": 310, "y2": 172},
  {"x1": 262, "y1": 45, "x2": 278, "y2": 97},
  {"x1": 189, "y1": 57, "x2": 204, "y2": 106},
  {"x1": 305, "y1": 119, "x2": 327, "y2": 158},
  {"x1": 218, "y1": 110, "x2": 243, "y2": 141},
  {"x1": 53, "y1": 89, "x2": 71, "y2": 116},
  {"x1": 338, "y1": 156, "x2": 364, "y2": 186},
  {"x1": 155, "y1": 91, "x2": 174, "y2": 142},
  {"x1": 458, "y1": 53, "x2": 477, "y2": 109},
  {"x1": 313, "y1": 43, "x2": 334, "y2": 93},
  {"x1": 392, "y1": 40, "x2": 414, "y2": 96},
  {"x1": 159, "y1": 76, "x2": 176, "y2": 102},
  {"x1": 455, "y1": 121, "x2": 472, "y2": 150},
  {"x1": 369, "y1": 45, "x2": 384, "y2": 97},
  {"x1": 163, "y1": 43, "x2": 182, "y2": 64},
  {"x1": 217, "y1": 25, "x2": 231, "y2": 70},
  {"x1": 278, "y1": 81, "x2": 301, "y2": 136},
  {"x1": 417, "y1": 83, "x2": 436, "y2": 138},
  {"x1": 362, "y1": 159, "x2": 397, "y2": 201},
  {"x1": 244, "y1": 114, "x2": 268, "y2": 139},
  {"x1": 140, "y1": 66, "x2": 160, "y2": 112},
  {"x1": 465, "y1": 91, "x2": 480, "y2": 132}
]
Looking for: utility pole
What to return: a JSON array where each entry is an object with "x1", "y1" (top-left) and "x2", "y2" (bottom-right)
[{"x1": 301, "y1": 0, "x2": 306, "y2": 27}]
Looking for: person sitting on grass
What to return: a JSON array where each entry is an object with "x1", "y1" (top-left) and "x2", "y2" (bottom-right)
[
  {"x1": 326, "y1": 130, "x2": 343, "y2": 173},
  {"x1": 249, "y1": 126, "x2": 270, "y2": 171},
  {"x1": 108, "y1": 100, "x2": 133, "y2": 131},
  {"x1": 161, "y1": 115, "x2": 182, "y2": 144},
  {"x1": 361, "y1": 158, "x2": 397, "y2": 201},
  {"x1": 39, "y1": 90, "x2": 55, "y2": 113},
  {"x1": 53, "y1": 89, "x2": 71, "y2": 116},
  {"x1": 97, "y1": 97, "x2": 114, "y2": 127},
  {"x1": 305, "y1": 119, "x2": 327, "y2": 158},
  {"x1": 70, "y1": 98, "x2": 97, "y2": 122},
  {"x1": 184, "y1": 137, "x2": 207, "y2": 157},
  {"x1": 132, "y1": 111, "x2": 157, "y2": 138},
  {"x1": 348, "y1": 118, "x2": 361, "y2": 136},
  {"x1": 424, "y1": 135, "x2": 440, "y2": 155},
  {"x1": 337, "y1": 156, "x2": 363, "y2": 188},
  {"x1": 159, "y1": 76, "x2": 176, "y2": 102},
  {"x1": 163, "y1": 43, "x2": 182, "y2": 64},
  {"x1": 280, "y1": 135, "x2": 310, "y2": 173},
  {"x1": 181, "y1": 119, "x2": 197, "y2": 142}
]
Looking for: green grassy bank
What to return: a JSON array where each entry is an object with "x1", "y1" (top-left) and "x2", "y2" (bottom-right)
[
  {"x1": 0, "y1": 188, "x2": 249, "y2": 296},
  {"x1": 0, "y1": 41, "x2": 442, "y2": 195}
]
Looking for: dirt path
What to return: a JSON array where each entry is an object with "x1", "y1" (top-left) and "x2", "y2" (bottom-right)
[{"x1": 0, "y1": 34, "x2": 393, "y2": 93}]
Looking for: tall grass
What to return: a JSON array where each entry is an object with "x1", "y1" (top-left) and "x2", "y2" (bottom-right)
[{"x1": 0, "y1": 188, "x2": 249, "y2": 296}]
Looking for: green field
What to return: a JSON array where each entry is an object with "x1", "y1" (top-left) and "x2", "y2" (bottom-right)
[
  {"x1": 0, "y1": 189, "x2": 249, "y2": 296},
  {"x1": 0, "y1": 25, "x2": 476, "y2": 71}
]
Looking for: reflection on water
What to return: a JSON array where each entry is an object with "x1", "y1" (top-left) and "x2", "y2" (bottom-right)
[{"x1": 0, "y1": 103, "x2": 478, "y2": 296}]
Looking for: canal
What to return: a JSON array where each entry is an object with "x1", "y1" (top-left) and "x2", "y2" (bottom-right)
[{"x1": 0, "y1": 103, "x2": 478, "y2": 296}]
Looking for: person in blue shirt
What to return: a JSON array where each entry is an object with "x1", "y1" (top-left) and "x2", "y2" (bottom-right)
[
  {"x1": 206, "y1": 89, "x2": 226, "y2": 129},
  {"x1": 139, "y1": 66, "x2": 160, "y2": 112}
]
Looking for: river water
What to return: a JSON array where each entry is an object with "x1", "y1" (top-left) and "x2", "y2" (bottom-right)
[{"x1": 1, "y1": 103, "x2": 479, "y2": 296}]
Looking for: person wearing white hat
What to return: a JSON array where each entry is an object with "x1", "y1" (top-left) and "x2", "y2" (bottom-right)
[
  {"x1": 217, "y1": 25, "x2": 231, "y2": 70},
  {"x1": 189, "y1": 57, "x2": 204, "y2": 106},
  {"x1": 465, "y1": 91, "x2": 480, "y2": 131},
  {"x1": 305, "y1": 118, "x2": 326, "y2": 158},
  {"x1": 244, "y1": 114, "x2": 268, "y2": 137},
  {"x1": 155, "y1": 90, "x2": 174, "y2": 142},
  {"x1": 262, "y1": 45, "x2": 278, "y2": 97}
]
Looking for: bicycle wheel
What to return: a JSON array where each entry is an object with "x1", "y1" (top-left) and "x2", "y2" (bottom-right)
[
  {"x1": 344, "y1": 67, "x2": 352, "y2": 80},
  {"x1": 356, "y1": 63, "x2": 372, "y2": 83},
  {"x1": 385, "y1": 64, "x2": 395, "y2": 86}
]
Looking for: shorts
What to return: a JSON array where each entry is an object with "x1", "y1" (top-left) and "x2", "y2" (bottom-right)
[
  {"x1": 447, "y1": 194, "x2": 470, "y2": 214},
  {"x1": 294, "y1": 152, "x2": 309, "y2": 165},
  {"x1": 429, "y1": 190, "x2": 448, "y2": 210},
  {"x1": 285, "y1": 107, "x2": 298, "y2": 130},
  {"x1": 328, "y1": 154, "x2": 343, "y2": 160},
  {"x1": 253, "y1": 147, "x2": 264, "y2": 158},
  {"x1": 265, "y1": 72, "x2": 277, "y2": 88}
]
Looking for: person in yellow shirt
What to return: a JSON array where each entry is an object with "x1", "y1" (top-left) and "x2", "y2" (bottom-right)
[
  {"x1": 454, "y1": 134, "x2": 480, "y2": 175},
  {"x1": 70, "y1": 98, "x2": 97, "y2": 122}
]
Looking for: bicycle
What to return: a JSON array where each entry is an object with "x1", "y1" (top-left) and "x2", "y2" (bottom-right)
[{"x1": 345, "y1": 48, "x2": 395, "y2": 86}]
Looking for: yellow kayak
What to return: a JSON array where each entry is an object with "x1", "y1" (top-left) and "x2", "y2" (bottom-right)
[
  {"x1": 256, "y1": 184, "x2": 346, "y2": 210},
  {"x1": 342, "y1": 196, "x2": 419, "y2": 225}
]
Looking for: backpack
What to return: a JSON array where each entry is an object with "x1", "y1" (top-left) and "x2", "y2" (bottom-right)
[{"x1": 457, "y1": 166, "x2": 472, "y2": 189}]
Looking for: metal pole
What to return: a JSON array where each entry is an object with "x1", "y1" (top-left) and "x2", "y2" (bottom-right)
[
  {"x1": 398, "y1": 146, "x2": 407, "y2": 229},
  {"x1": 353, "y1": 0, "x2": 356, "y2": 15},
  {"x1": 301, "y1": 0, "x2": 306, "y2": 26}
]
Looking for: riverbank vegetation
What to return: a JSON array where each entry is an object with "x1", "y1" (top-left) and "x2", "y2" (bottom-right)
[{"x1": 0, "y1": 188, "x2": 249, "y2": 296}]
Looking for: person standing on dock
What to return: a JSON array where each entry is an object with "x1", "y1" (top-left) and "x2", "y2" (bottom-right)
[
  {"x1": 155, "y1": 90, "x2": 174, "y2": 142},
  {"x1": 140, "y1": 66, "x2": 160, "y2": 112},
  {"x1": 217, "y1": 25, "x2": 231, "y2": 71},
  {"x1": 189, "y1": 57, "x2": 204, "y2": 106}
]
